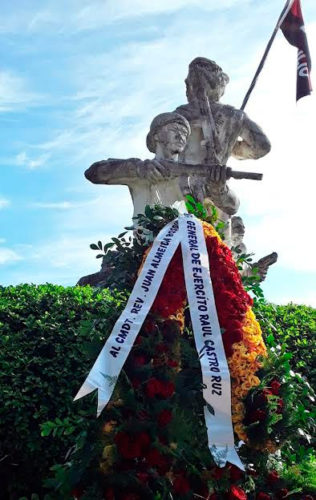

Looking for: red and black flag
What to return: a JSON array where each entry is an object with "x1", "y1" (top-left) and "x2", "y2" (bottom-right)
[{"x1": 279, "y1": 0, "x2": 312, "y2": 101}]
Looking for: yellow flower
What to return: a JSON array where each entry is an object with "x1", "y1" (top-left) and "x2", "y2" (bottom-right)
[
  {"x1": 100, "y1": 444, "x2": 117, "y2": 473},
  {"x1": 234, "y1": 423, "x2": 248, "y2": 442},
  {"x1": 102, "y1": 420, "x2": 117, "y2": 434}
]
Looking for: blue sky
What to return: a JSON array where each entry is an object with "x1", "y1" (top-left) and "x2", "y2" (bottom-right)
[{"x1": 1, "y1": 0, "x2": 316, "y2": 306}]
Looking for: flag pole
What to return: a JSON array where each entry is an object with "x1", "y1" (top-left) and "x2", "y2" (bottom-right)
[{"x1": 240, "y1": 0, "x2": 293, "y2": 111}]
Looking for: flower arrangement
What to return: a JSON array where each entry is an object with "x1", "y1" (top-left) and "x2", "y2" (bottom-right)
[{"x1": 66, "y1": 205, "x2": 315, "y2": 499}]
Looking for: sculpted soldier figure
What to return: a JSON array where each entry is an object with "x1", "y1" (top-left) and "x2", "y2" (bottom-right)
[
  {"x1": 176, "y1": 57, "x2": 271, "y2": 165},
  {"x1": 84, "y1": 112, "x2": 191, "y2": 218},
  {"x1": 84, "y1": 112, "x2": 240, "y2": 218},
  {"x1": 175, "y1": 57, "x2": 271, "y2": 244},
  {"x1": 78, "y1": 112, "x2": 192, "y2": 286}
]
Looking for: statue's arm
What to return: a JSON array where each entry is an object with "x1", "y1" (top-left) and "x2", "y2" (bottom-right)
[
  {"x1": 85, "y1": 158, "x2": 141, "y2": 185},
  {"x1": 232, "y1": 114, "x2": 271, "y2": 160}
]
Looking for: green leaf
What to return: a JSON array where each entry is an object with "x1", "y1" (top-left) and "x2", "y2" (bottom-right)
[{"x1": 118, "y1": 231, "x2": 128, "y2": 238}]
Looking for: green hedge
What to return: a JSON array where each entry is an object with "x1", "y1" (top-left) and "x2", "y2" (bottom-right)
[
  {"x1": 0, "y1": 284, "x2": 126, "y2": 499},
  {"x1": 255, "y1": 301, "x2": 316, "y2": 387},
  {"x1": 0, "y1": 284, "x2": 315, "y2": 498}
]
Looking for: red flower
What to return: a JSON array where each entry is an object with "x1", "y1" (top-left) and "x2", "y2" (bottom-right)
[
  {"x1": 131, "y1": 378, "x2": 141, "y2": 389},
  {"x1": 146, "y1": 378, "x2": 175, "y2": 399},
  {"x1": 248, "y1": 409, "x2": 267, "y2": 423},
  {"x1": 114, "y1": 431, "x2": 150, "y2": 459},
  {"x1": 104, "y1": 488, "x2": 115, "y2": 500},
  {"x1": 277, "y1": 489, "x2": 288, "y2": 499},
  {"x1": 138, "y1": 410, "x2": 150, "y2": 421},
  {"x1": 155, "y1": 343, "x2": 169, "y2": 353},
  {"x1": 267, "y1": 470, "x2": 279, "y2": 484},
  {"x1": 209, "y1": 495, "x2": 219, "y2": 500},
  {"x1": 167, "y1": 359, "x2": 179, "y2": 368},
  {"x1": 121, "y1": 494, "x2": 140, "y2": 500},
  {"x1": 142, "y1": 319, "x2": 156, "y2": 334},
  {"x1": 270, "y1": 379, "x2": 281, "y2": 395},
  {"x1": 230, "y1": 464, "x2": 244, "y2": 482},
  {"x1": 158, "y1": 409, "x2": 173, "y2": 427},
  {"x1": 256, "y1": 494, "x2": 271, "y2": 500},
  {"x1": 173, "y1": 475, "x2": 190, "y2": 495},
  {"x1": 160, "y1": 381, "x2": 175, "y2": 398},
  {"x1": 133, "y1": 354, "x2": 147, "y2": 366},
  {"x1": 302, "y1": 496, "x2": 314, "y2": 500},
  {"x1": 211, "y1": 466, "x2": 227, "y2": 480},
  {"x1": 146, "y1": 378, "x2": 162, "y2": 398},
  {"x1": 71, "y1": 487, "x2": 83, "y2": 499},
  {"x1": 222, "y1": 329, "x2": 243, "y2": 357},
  {"x1": 229, "y1": 485, "x2": 247, "y2": 500},
  {"x1": 146, "y1": 448, "x2": 170, "y2": 473},
  {"x1": 277, "y1": 398, "x2": 284, "y2": 414},
  {"x1": 136, "y1": 472, "x2": 149, "y2": 484},
  {"x1": 263, "y1": 388, "x2": 273, "y2": 400}
]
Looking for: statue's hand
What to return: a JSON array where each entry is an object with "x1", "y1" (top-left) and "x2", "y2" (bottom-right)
[
  {"x1": 198, "y1": 96, "x2": 210, "y2": 118},
  {"x1": 252, "y1": 252, "x2": 278, "y2": 282},
  {"x1": 209, "y1": 164, "x2": 227, "y2": 185},
  {"x1": 137, "y1": 159, "x2": 170, "y2": 183}
]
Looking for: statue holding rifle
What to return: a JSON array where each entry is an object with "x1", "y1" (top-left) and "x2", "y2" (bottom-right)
[
  {"x1": 84, "y1": 109, "x2": 264, "y2": 221},
  {"x1": 175, "y1": 57, "x2": 271, "y2": 244},
  {"x1": 79, "y1": 57, "x2": 276, "y2": 285}
]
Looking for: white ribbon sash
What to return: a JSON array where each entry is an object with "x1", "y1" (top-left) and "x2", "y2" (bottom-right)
[
  {"x1": 74, "y1": 218, "x2": 180, "y2": 416},
  {"x1": 180, "y1": 214, "x2": 244, "y2": 470},
  {"x1": 74, "y1": 214, "x2": 244, "y2": 469}
]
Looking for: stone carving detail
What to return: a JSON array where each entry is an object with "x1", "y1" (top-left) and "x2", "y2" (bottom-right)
[
  {"x1": 85, "y1": 112, "x2": 191, "y2": 218},
  {"x1": 231, "y1": 216, "x2": 278, "y2": 282},
  {"x1": 78, "y1": 57, "x2": 277, "y2": 286},
  {"x1": 175, "y1": 57, "x2": 271, "y2": 244}
]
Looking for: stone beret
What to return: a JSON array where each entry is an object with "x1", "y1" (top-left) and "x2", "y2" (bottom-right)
[{"x1": 146, "y1": 112, "x2": 191, "y2": 153}]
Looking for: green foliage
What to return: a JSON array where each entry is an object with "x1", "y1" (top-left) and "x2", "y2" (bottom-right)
[
  {"x1": 1, "y1": 206, "x2": 315, "y2": 498},
  {"x1": 89, "y1": 205, "x2": 179, "y2": 292},
  {"x1": 254, "y1": 301, "x2": 316, "y2": 386},
  {"x1": 1, "y1": 284, "x2": 315, "y2": 498},
  {"x1": 134, "y1": 204, "x2": 179, "y2": 237},
  {"x1": 185, "y1": 195, "x2": 226, "y2": 237},
  {"x1": 0, "y1": 284, "x2": 127, "y2": 499}
]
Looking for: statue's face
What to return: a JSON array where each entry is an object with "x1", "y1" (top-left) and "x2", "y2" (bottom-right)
[
  {"x1": 231, "y1": 219, "x2": 245, "y2": 245},
  {"x1": 155, "y1": 123, "x2": 189, "y2": 155}
]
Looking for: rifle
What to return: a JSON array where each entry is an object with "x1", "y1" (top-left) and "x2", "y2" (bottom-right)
[{"x1": 162, "y1": 160, "x2": 263, "y2": 181}]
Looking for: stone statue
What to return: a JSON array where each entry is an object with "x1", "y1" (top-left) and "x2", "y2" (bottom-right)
[
  {"x1": 84, "y1": 112, "x2": 241, "y2": 219},
  {"x1": 231, "y1": 216, "x2": 278, "y2": 282},
  {"x1": 85, "y1": 112, "x2": 191, "y2": 218},
  {"x1": 79, "y1": 57, "x2": 274, "y2": 286},
  {"x1": 175, "y1": 57, "x2": 271, "y2": 244}
]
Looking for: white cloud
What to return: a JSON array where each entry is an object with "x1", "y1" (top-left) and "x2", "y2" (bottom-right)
[
  {"x1": 31, "y1": 201, "x2": 76, "y2": 210},
  {"x1": 276, "y1": 292, "x2": 316, "y2": 308},
  {"x1": 0, "y1": 0, "x2": 250, "y2": 34},
  {"x1": 15, "y1": 151, "x2": 51, "y2": 170},
  {"x1": 0, "y1": 247, "x2": 22, "y2": 265},
  {"x1": 71, "y1": 0, "x2": 247, "y2": 30},
  {"x1": 0, "y1": 71, "x2": 41, "y2": 112},
  {"x1": 17, "y1": 233, "x2": 111, "y2": 285},
  {"x1": 0, "y1": 198, "x2": 10, "y2": 209}
]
